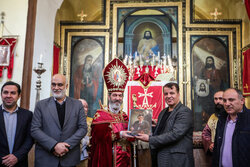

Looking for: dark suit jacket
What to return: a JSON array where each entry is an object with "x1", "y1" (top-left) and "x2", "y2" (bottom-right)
[
  {"x1": 31, "y1": 96, "x2": 87, "y2": 167},
  {"x1": 213, "y1": 105, "x2": 250, "y2": 167},
  {"x1": 149, "y1": 102, "x2": 194, "y2": 167},
  {"x1": 0, "y1": 106, "x2": 33, "y2": 167}
]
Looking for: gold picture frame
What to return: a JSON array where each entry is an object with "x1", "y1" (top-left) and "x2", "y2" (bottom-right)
[
  {"x1": 186, "y1": 30, "x2": 238, "y2": 131},
  {"x1": 63, "y1": 31, "x2": 109, "y2": 117},
  {"x1": 112, "y1": 2, "x2": 184, "y2": 101}
]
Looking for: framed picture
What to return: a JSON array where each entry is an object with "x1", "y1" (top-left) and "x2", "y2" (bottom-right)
[
  {"x1": 0, "y1": 45, "x2": 10, "y2": 66},
  {"x1": 65, "y1": 32, "x2": 109, "y2": 117},
  {"x1": 186, "y1": 31, "x2": 235, "y2": 131},
  {"x1": 185, "y1": 0, "x2": 242, "y2": 27},
  {"x1": 112, "y1": 2, "x2": 185, "y2": 101},
  {"x1": 123, "y1": 15, "x2": 172, "y2": 59},
  {"x1": 128, "y1": 109, "x2": 152, "y2": 136},
  {"x1": 60, "y1": 0, "x2": 110, "y2": 28}
]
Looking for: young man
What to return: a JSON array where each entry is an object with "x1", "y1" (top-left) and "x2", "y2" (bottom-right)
[
  {"x1": 136, "y1": 82, "x2": 194, "y2": 167},
  {"x1": 0, "y1": 81, "x2": 33, "y2": 167},
  {"x1": 31, "y1": 74, "x2": 87, "y2": 167}
]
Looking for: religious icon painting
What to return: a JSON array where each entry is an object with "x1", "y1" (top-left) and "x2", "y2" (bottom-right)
[
  {"x1": 186, "y1": 31, "x2": 234, "y2": 132},
  {"x1": 0, "y1": 45, "x2": 10, "y2": 66},
  {"x1": 64, "y1": 32, "x2": 109, "y2": 118},
  {"x1": 128, "y1": 109, "x2": 152, "y2": 136}
]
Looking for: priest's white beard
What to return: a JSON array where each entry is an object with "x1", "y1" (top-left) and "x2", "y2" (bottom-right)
[{"x1": 109, "y1": 101, "x2": 122, "y2": 114}]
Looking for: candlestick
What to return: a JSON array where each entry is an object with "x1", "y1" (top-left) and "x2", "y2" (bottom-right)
[{"x1": 33, "y1": 62, "x2": 46, "y2": 104}]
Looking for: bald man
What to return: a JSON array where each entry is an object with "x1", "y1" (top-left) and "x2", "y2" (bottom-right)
[
  {"x1": 77, "y1": 99, "x2": 93, "y2": 167},
  {"x1": 31, "y1": 74, "x2": 87, "y2": 167}
]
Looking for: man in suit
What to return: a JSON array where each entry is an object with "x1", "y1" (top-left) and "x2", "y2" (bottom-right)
[
  {"x1": 31, "y1": 74, "x2": 87, "y2": 167},
  {"x1": 0, "y1": 81, "x2": 33, "y2": 167},
  {"x1": 136, "y1": 82, "x2": 194, "y2": 167},
  {"x1": 213, "y1": 88, "x2": 250, "y2": 167}
]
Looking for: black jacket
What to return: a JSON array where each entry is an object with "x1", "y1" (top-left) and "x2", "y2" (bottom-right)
[
  {"x1": 213, "y1": 105, "x2": 250, "y2": 167},
  {"x1": 0, "y1": 106, "x2": 33, "y2": 167}
]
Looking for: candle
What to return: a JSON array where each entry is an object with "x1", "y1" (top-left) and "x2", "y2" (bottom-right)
[
  {"x1": 167, "y1": 55, "x2": 172, "y2": 66},
  {"x1": 123, "y1": 55, "x2": 128, "y2": 65},
  {"x1": 152, "y1": 54, "x2": 155, "y2": 67},
  {"x1": 39, "y1": 54, "x2": 43, "y2": 63}
]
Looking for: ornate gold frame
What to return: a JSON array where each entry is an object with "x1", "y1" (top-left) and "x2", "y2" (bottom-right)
[
  {"x1": 60, "y1": 0, "x2": 110, "y2": 30},
  {"x1": 185, "y1": 0, "x2": 242, "y2": 108},
  {"x1": 64, "y1": 31, "x2": 109, "y2": 105},
  {"x1": 112, "y1": 2, "x2": 184, "y2": 101},
  {"x1": 186, "y1": 31, "x2": 235, "y2": 108}
]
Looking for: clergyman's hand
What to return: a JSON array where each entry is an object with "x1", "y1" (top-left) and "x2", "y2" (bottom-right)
[
  {"x1": 121, "y1": 131, "x2": 134, "y2": 138},
  {"x1": 209, "y1": 143, "x2": 214, "y2": 152}
]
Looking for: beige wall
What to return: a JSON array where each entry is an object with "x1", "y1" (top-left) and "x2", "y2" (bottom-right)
[{"x1": 0, "y1": 0, "x2": 28, "y2": 104}]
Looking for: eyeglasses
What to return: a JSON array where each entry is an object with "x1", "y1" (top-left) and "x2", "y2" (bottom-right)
[{"x1": 51, "y1": 83, "x2": 64, "y2": 87}]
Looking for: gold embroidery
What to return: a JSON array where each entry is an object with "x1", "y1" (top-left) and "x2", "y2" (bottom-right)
[
  {"x1": 117, "y1": 139, "x2": 129, "y2": 151},
  {"x1": 93, "y1": 113, "x2": 100, "y2": 120}
]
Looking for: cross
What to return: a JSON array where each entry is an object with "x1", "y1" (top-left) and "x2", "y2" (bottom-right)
[
  {"x1": 77, "y1": 10, "x2": 87, "y2": 22},
  {"x1": 210, "y1": 8, "x2": 222, "y2": 20},
  {"x1": 138, "y1": 89, "x2": 153, "y2": 108},
  {"x1": 244, "y1": 84, "x2": 249, "y2": 91}
]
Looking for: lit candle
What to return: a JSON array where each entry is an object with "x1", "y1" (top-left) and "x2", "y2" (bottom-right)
[{"x1": 39, "y1": 54, "x2": 43, "y2": 63}]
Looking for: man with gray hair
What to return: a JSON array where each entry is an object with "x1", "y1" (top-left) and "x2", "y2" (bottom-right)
[
  {"x1": 31, "y1": 74, "x2": 87, "y2": 167},
  {"x1": 213, "y1": 88, "x2": 250, "y2": 167},
  {"x1": 77, "y1": 99, "x2": 92, "y2": 167}
]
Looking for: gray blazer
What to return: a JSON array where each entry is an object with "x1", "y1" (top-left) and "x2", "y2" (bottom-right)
[
  {"x1": 31, "y1": 97, "x2": 87, "y2": 167},
  {"x1": 149, "y1": 102, "x2": 194, "y2": 167}
]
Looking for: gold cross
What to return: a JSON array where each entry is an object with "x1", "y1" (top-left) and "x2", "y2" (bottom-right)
[
  {"x1": 77, "y1": 10, "x2": 87, "y2": 22},
  {"x1": 210, "y1": 8, "x2": 222, "y2": 20},
  {"x1": 244, "y1": 84, "x2": 249, "y2": 91}
]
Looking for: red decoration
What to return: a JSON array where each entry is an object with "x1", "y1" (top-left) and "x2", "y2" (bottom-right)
[
  {"x1": 245, "y1": 0, "x2": 250, "y2": 20},
  {"x1": 243, "y1": 48, "x2": 250, "y2": 96},
  {"x1": 103, "y1": 58, "x2": 129, "y2": 93},
  {"x1": 135, "y1": 72, "x2": 155, "y2": 87},
  {"x1": 127, "y1": 83, "x2": 166, "y2": 119},
  {"x1": 0, "y1": 38, "x2": 17, "y2": 78},
  {"x1": 53, "y1": 44, "x2": 60, "y2": 75}
]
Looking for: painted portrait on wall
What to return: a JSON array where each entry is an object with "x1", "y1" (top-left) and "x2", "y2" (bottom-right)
[
  {"x1": 124, "y1": 15, "x2": 174, "y2": 63},
  {"x1": 69, "y1": 37, "x2": 104, "y2": 117},
  {"x1": 192, "y1": 37, "x2": 230, "y2": 131}
]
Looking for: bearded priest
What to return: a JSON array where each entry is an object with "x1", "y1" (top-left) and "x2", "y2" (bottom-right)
[{"x1": 88, "y1": 58, "x2": 133, "y2": 167}]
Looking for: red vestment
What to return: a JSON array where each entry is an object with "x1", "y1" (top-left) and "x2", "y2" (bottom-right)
[{"x1": 89, "y1": 109, "x2": 131, "y2": 167}]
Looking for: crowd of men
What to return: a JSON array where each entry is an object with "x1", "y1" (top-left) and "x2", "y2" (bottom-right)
[{"x1": 0, "y1": 57, "x2": 249, "y2": 167}]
